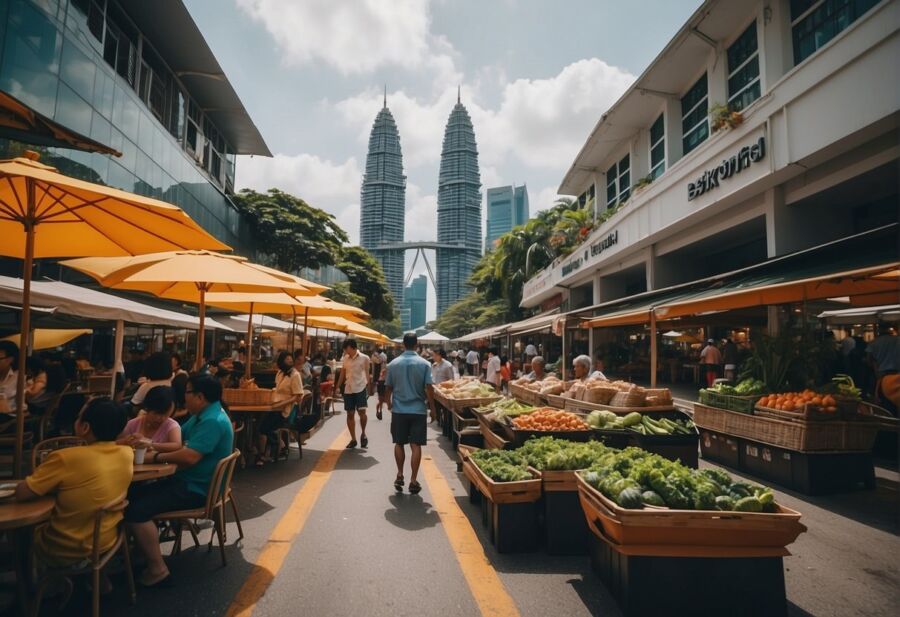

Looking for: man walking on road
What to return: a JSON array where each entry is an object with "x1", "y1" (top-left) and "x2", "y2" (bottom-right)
[
  {"x1": 385, "y1": 333, "x2": 436, "y2": 494},
  {"x1": 335, "y1": 338, "x2": 372, "y2": 449},
  {"x1": 465, "y1": 348, "x2": 480, "y2": 377}
]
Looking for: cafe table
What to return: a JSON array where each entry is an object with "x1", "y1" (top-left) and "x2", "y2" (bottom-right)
[
  {"x1": 0, "y1": 483, "x2": 55, "y2": 615},
  {"x1": 132, "y1": 462, "x2": 176, "y2": 483}
]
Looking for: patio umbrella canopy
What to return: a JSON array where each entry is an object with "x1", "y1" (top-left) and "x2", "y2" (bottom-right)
[
  {"x1": 0, "y1": 328, "x2": 91, "y2": 350},
  {"x1": 60, "y1": 251, "x2": 320, "y2": 372},
  {"x1": 418, "y1": 331, "x2": 450, "y2": 344},
  {"x1": 0, "y1": 152, "x2": 228, "y2": 477}
]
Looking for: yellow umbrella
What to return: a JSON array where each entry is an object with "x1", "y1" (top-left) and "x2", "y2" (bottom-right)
[
  {"x1": 296, "y1": 315, "x2": 388, "y2": 343},
  {"x1": 1, "y1": 328, "x2": 92, "y2": 350},
  {"x1": 202, "y1": 291, "x2": 368, "y2": 376},
  {"x1": 0, "y1": 152, "x2": 227, "y2": 477},
  {"x1": 60, "y1": 251, "x2": 318, "y2": 371}
]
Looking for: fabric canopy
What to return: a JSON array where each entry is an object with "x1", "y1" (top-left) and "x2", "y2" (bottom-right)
[
  {"x1": 455, "y1": 324, "x2": 507, "y2": 343},
  {"x1": 0, "y1": 276, "x2": 232, "y2": 330},
  {"x1": 218, "y1": 314, "x2": 296, "y2": 332},
  {"x1": 203, "y1": 291, "x2": 368, "y2": 322},
  {"x1": 506, "y1": 310, "x2": 560, "y2": 336},
  {"x1": 418, "y1": 331, "x2": 450, "y2": 343},
  {"x1": 1, "y1": 328, "x2": 91, "y2": 350},
  {"x1": 817, "y1": 304, "x2": 900, "y2": 326}
]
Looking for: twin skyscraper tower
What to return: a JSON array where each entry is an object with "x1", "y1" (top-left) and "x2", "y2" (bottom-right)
[{"x1": 359, "y1": 89, "x2": 482, "y2": 322}]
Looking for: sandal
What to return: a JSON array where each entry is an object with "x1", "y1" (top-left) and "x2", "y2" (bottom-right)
[
  {"x1": 394, "y1": 475, "x2": 404, "y2": 492},
  {"x1": 254, "y1": 455, "x2": 266, "y2": 468},
  {"x1": 408, "y1": 481, "x2": 422, "y2": 495}
]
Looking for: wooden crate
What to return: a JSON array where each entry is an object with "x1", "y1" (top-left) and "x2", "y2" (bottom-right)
[
  {"x1": 565, "y1": 398, "x2": 675, "y2": 414},
  {"x1": 544, "y1": 393, "x2": 567, "y2": 409},
  {"x1": 476, "y1": 412, "x2": 512, "y2": 450},
  {"x1": 694, "y1": 403, "x2": 844, "y2": 452},
  {"x1": 446, "y1": 395, "x2": 502, "y2": 413},
  {"x1": 576, "y1": 474, "x2": 805, "y2": 550},
  {"x1": 223, "y1": 388, "x2": 275, "y2": 406},
  {"x1": 537, "y1": 469, "x2": 580, "y2": 492},
  {"x1": 462, "y1": 458, "x2": 541, "y2": 504}
]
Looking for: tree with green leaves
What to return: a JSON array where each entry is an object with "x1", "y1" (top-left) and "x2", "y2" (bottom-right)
[{"x1": 232, "y1": 188, "x2": 348, "y2": 273}]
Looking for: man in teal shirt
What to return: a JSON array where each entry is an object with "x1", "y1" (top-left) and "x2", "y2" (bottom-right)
[
  {"x1": 126, "y1": 375, "x2": 233, "y2": 587},
  {"x1": 385, "y1": 333, "x2": 436, "y2": 494}
]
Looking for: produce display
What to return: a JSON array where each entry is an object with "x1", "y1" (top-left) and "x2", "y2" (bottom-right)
[
  {"x1": 512, "y1": 408, "x2": 590, "y2": 432},
  {"x1": 705, "y1": 378, "x2": 766, "y2": 396},
  {"x1": 564, "y1": 377, "x2": 673, "y2": 407},
  {"x1": 516, "y1": 436, "x2": 610, "y2": 471},
  {"x1": 469, "y1": 448, "x2": 532, "y2": 482},
  {"x1": 586, "y1": 409, "x2": 694, "y2": 435},
  {"x1": 579, "y1": 447, "x2": 776, "y2": 511},
  {"x1": 475, "y1": 397, "x2": 534, "y2": 419},
  {"x1": 756, "y1": 390, "x2": 840, "y2": 414},
  {"x1": 436, "y1": 378, "x2": 500, "y2": 399},
  {"x1": 511, "y1": 375, "x2": 565, "y2": 395},
  {"x1": 831, "y1": 374, "x2": 861, "y2": 398}
]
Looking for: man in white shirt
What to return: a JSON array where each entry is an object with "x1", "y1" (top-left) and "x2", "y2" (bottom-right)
[
  {"x1": 335, "y1": 339, "x2": 372, "y2": 449},
  {"x1": 0, "y1": 340, "x2": 22, "y2": 418},
  {"x1": 465, "y1": 349, "x2": 480, "y2": 377},
  {"x1": 484, "y1": 348, "x2": 502, "y2": 392}
]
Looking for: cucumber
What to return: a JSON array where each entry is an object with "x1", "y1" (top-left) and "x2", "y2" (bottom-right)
[{"x1": 622, "y1": 412, "x2": 642, "y2": 427}]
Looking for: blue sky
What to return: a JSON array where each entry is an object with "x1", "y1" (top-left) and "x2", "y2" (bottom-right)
[{"x1": 184, "y1": 0, "x2": 702, "y2": 320}]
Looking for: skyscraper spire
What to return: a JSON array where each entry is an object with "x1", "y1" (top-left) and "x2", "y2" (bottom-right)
[
  {"x1": 383, "y1": 84, "x2": 387, "y2": 108},
  {"x1": 457, "y1": 84, "x2": 461, "y2": 104}
]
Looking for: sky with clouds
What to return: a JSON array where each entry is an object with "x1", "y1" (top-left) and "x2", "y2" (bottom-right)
[{"x1": 185, "y1": 0, "x2": 701, "y2": 321}]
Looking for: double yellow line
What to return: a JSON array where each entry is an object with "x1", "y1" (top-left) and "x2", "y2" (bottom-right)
[{"x1": 225, "y1": 432, "x2": 520, "y2": 617}]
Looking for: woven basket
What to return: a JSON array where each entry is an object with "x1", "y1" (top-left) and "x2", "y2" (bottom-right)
[
  {"x1": 223, "y1": 388, "x2": 275, "y2": 406},
  {"x1": 610, "y1": 392, "x2": 645, "y2": 408},
  {"x1": 585, "y1": 386, "x2": 617, "y2": 405},
  {"x1": 693, "y1": 403, "x2": 844, "y2": 451}
]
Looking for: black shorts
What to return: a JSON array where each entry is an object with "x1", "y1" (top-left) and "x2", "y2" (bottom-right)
[
  {"x1": 391, "y1": 412, "x2": 427, "y2": 445},
  {"x1": 258, "y1": 411, "x2": 287, "y2": 435},
  {"x1": 376, "y1": 380, "x2": 386, "y2": 397},
  {"x1": 124, "y1": 477, "x2": 206, "y2": 523},
  {"x1": 343, "y1": 390, "x2": 368, "y2": 411}
]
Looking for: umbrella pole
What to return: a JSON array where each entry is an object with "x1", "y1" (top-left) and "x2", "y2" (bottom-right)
[
  {"x1": 650, "y1": 310, "x2": 658, "y2": 388},
  {"x1": 112, "y1": 319, "x2": 124, "y2": 397},
  {"x1": 195, "y1": 286, "x2": 207, "y2": 372},
  {"x1": 302, "y1": 307, "x2": 309, "y2": 356},
  {"x1": 290, "y1": 307, "x2": 297, "y2": 353},
  {"x1": 14, "y1": 184, "x2": 35, "y2": 478},
  {"x1": 246, "y1": 303, "x2": 254, "y2": 380}
]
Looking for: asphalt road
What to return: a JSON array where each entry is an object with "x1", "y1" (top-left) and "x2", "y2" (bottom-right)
[{"x1": 10, "y1": 397, "x2": 899, "y2": 617}]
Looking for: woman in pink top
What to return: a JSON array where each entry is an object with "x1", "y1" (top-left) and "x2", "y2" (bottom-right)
[{"x1": 117, "y1": 385, "x2": 181, "y2": 452}]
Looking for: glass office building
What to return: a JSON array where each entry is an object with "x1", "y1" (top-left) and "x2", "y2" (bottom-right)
[
  {"x1": 485, "y1": 184, "x2": 529, "y2": 251},
  {"x1": 0, "y1": 0, "x2": 270, "y2": 253},
  {"x1": 402, "y1": 274, "x2": 426, "y2": 331}
]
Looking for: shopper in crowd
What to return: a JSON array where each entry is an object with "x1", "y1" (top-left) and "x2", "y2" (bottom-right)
[
  {"x1": 126, "y1": 375, "x2": 233, "y2": 587},
  {"x1": 485, "y1": 348, "x2": 502, "y2": 392},
  {"x1": 465, "y1": 348, "x2": 480, "y2": 377},
  {"x1": 371, "y1": 347, "x2": 388, "y2": 420},
  {"x1": 130, "y1": 351, "x2": 173, "y2": 409},
  {"x1": 700, "y1": 339, "x2": 723, "y2": 388},
  {"x1": 573, "y1": 354, "x2": 592, "y2": 381},
  {"x1": 292, "y1": 350, "x2": 313, "y2": 386},
  {"x1": 590, "y1": 356, "x2": 607, "y2": 380},
  {"x1": 499, "y1": 354, "x2": 511, "y2": 393},
  {"x1": 256, "y1": 351, "x2": 304, "y2": 466},
  {"x1": 722, "y1": 338, "x2": 739, "y2": 383},
  {"x1": 524, "y1": 340, "x2": 538, "y2": 366},
  {"x1": 431, "y1": 348, "x2": 455, "y2": 386},
  {"x1": 335, "y1": 338, "x2": 372, "y2": 449},
  {"x1": 867, "y1": 322, "x2": 900, "y2": 410},
  {"x1": 16, "y1": 397, "x2": 131, "y2": 573},
  {"x1": 123, "y1": 348, "x2": 146, "y2": 391},
  {"x1": 0, "y1": 340, "x2": 22, "y2": 423},
  {"x1": 118, "y1": 385, "x2": 181, "y2": 452},
  {"x1": 385, "y1": 333, "x2": 435, "y2": 494}
]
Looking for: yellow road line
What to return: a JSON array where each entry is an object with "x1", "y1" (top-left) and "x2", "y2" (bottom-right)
[
  {"x1": 225, "y1": 430, "x2": 349, "y2": 617},
  {"x1": 421, "y1": 455, "x2": 521, "y2": 617}
]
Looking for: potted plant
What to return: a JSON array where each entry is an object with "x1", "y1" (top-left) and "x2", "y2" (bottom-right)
[
  {"x1": 710, "y1": 103, "x2": 743, "y2": 132},
  {"x1": 633, "y1": 174, "x2": 654, "y2": 194}
]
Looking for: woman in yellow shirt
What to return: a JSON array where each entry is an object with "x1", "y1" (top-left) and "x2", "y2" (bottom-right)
[{"x1": 16, "y1": 398, "x2": 133, "y2": 568}]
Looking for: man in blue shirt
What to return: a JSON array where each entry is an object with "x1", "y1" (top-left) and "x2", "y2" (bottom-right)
[
  {"x1": 385, "y1": 333, "x2": 436, "y2": 494},
  {"x1": 125, "y1": 375, "x2": 233, "y2": 587}
]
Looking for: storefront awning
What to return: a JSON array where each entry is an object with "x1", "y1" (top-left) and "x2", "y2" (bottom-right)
[
  {"x1": 817, "y1": 304, "x2": 900, "y2": 326},
  {"x1": 455, "y1": 324, "x2": 508, "y2": 343},
  {"x1": 506, "y1": 309, "x2": 560, "y2": 336}
]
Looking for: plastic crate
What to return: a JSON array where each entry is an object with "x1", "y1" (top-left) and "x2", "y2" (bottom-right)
[{"x1": 698, "y1": 389, "x2": 759, "y2": 414}]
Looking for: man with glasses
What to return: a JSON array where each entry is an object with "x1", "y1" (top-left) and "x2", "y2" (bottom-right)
[
  {"x1": 125, "y1": 375, "x2": 233, "y2": 587},
  {"x1": 0, "y1": 340, "x2": 22, "y2": 423}
]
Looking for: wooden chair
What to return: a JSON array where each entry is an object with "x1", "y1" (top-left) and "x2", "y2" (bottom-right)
[
  {"x1": 274, "y1": 393, "x2": 315, "y2": 461},
  {"x1": 31, "y1": 495, "x2": 136, "y2": 617},
  {"x1": 31, "y1": 436, "x2": 87, "y2": 470},
  {"x1": 153, "y1": 450, "x2": 242, "y2": 566}
]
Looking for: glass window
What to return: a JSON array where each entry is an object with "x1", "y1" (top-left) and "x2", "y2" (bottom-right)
[
  {"x1": 791, "y1": 0, "x2": 880, "y2": 65},
  {"x1": 606, "y1": 163, "x2": 617, "y2": 208},
  {"x1": 60, "y1": 39, "x2": 95, "y2": 102},
  {"x1": 649, "y1": 113, "x2": 665, "y2": 179},
  {"x1": 90, "y1": 111, "x2": 111, "y2": 146},
  {"x1": 617, "y1": 154, "x2": 630, "y2": 203},
  {"x1": 0, "y1": 0, "x2": 62, "y2": 117},
  {"x1": 681, "y1": 73, "x2": 708, "y2": 155},
  {"x1": 727, "y1": 22, "x2": 761, "y2": 111},
  {"x1": 55, "y1": 83, "x2": 92, "y2": 136},
  {"x1": 92, "y1": 68, "x2": 115, "y2": 119}
]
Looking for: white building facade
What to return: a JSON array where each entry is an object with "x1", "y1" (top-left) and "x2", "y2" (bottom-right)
[{"x1": 522, "y1": 0, "x2": 898, "y2": 313}]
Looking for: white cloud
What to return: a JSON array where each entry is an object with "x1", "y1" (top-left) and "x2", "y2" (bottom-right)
[
  {"x1": 236, "y1": 0, "x2": 459, "y2": 78},
  {"x1": 405, "y1": 183, "x2": 438, "y2": 242},
  {"x1": 531, "y1": 185, "x2": 569, "y2": 214},
  {"x1": 235, "y1": 152, "x2": 363, "y2": 241}
]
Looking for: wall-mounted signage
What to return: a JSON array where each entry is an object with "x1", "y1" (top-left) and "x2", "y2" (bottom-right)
[
  {"x1": 688, "y1": 136, "x2": 766, "y2": 201},
  {"x1": 590, "y1": 230, "x2": 618, "y2": 257}
]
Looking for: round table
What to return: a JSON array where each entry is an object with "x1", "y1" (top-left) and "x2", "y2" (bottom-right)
[
  {"x1": 0, "y1": 491, "x2": 54, "y2": 614},
  {"x1": 132, "y1": 463, "x2": 176, "y2": 483}
]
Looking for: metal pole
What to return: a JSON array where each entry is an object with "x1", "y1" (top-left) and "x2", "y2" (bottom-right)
[
  {"x1": 112, "y1": 319, "x2": 124, "y2": 397},
  {"x1": 195, "y1": 284, "x2": 207, "y2": 372},
  {"x1": 301, "y1": 307, "x2": 309, "y2": 356},
  {"x1": 245, "y1": 303, "x2": 254, "y2": 380},
  {"x1": 290, "y1": 306, "x2": 297, "y2": 352},
  {"x1": 650, "y1": 310, "x2": 658, "y2": 388}
]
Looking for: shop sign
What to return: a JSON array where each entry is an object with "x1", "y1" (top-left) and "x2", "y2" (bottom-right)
[
  {"x1": 590, "y1": 230, "x2": 618, "y2": 257},
  {"x1": 561, "y1": 249, "x2": 588, "y2": 276},
  {"x1": 687, "y1": 136, "x2": 766, "y2": 201}
]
